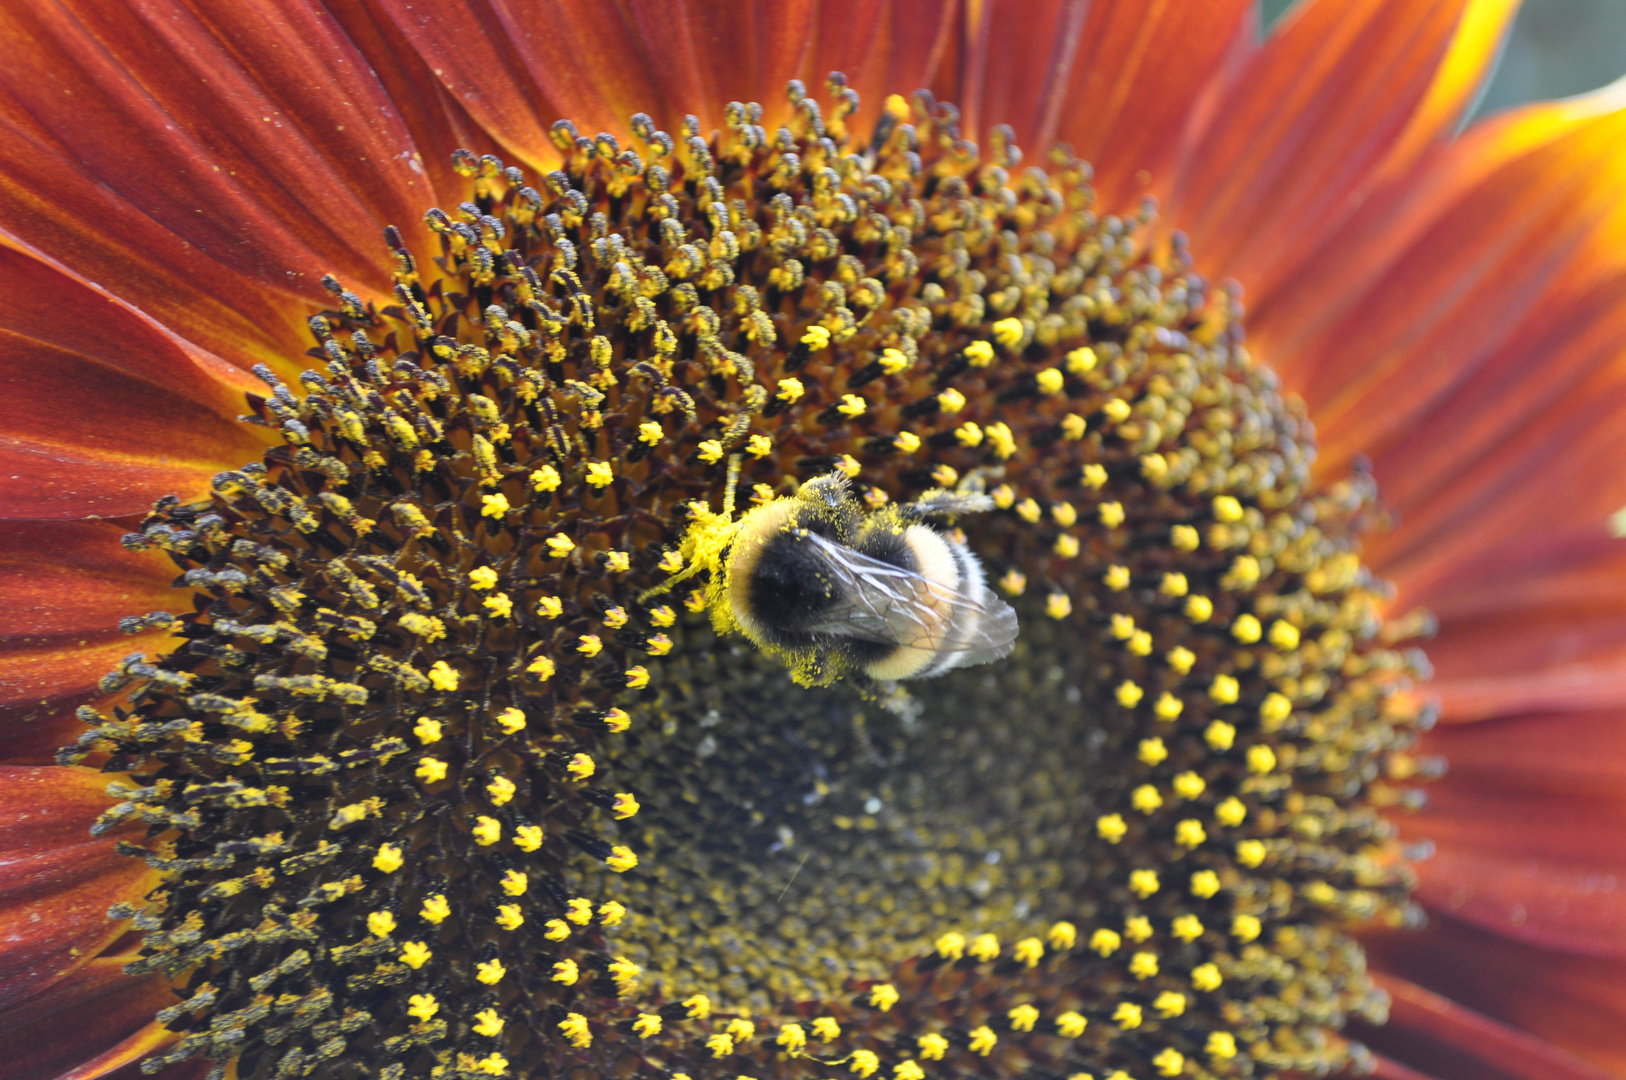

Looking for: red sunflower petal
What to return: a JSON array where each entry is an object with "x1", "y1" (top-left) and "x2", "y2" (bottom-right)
[
  {"x1": 1164, "y1": 0, "x2": 1517, "y2": 300},
  {"x1": 802, "y1": 0, "x2": 961, "y2": 136},
  {"x1": 0, "y1": 767, "x2": 151, "y2": 1012},
  {"x1": 1364, "y1": 919, "x2": 1626, "y2": 1077},
  {"x1": 0, "y1": 235, "x2": 271, "y2": 521},
  {"x1": 0, "y1": 956, "x2": 175, "y2": 1080},
  {"x1": 0, "y1": 0, "x2": 446, "y2": 315},
  {"x1": 0, "y1": 520, "x2": 177, "y2": 764}
]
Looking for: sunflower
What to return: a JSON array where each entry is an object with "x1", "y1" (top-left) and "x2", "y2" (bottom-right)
[{"x1": 2, "y1": 2, "x2": 1624, "y2": 1079}]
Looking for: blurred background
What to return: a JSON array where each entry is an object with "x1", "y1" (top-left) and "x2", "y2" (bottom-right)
[{"x1": 1261, "y1": 0, "x2": 1626, "y2": 117}]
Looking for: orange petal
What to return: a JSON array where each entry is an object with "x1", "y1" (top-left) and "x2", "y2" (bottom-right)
[
  {"x1": 1364, "y1": 919, "x2": 1626, "y2": 1078},
  {"x1": 0, "y1": 956, "x2": 175, "y2": 1080},
  {"x1": 0, "y1": 0, "x2": 447, "y2": 313},
  {"x1": 0, "y1": 636, "x2": 170, "y2": 765},
  {"x1": 0, "y1": 235, "x2": 270, "y2": 520},
  {"x1": 1164, "y1": 0, "x2": 1517, "y2": 300},
  {"x1": 0, "y1": 767, "x2": 151, "y2": 1012}
]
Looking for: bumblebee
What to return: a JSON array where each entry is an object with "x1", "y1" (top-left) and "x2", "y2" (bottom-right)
[{"x1": 649, "y1": 460, "x2": 1019, "y2": 686}]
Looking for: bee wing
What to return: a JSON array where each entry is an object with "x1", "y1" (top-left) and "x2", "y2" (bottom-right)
[{"x1": 793, "y1": 531, "x2": 1020, "y2": 659}]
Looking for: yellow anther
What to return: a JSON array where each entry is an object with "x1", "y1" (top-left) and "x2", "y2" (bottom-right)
[
  {"x1": 707, "y1": 1034, "x2": 735, "y2": 1058},
  {"x1": 1048, "y1": 921, "x2": 1077, "y2": 949},
  {"x1": 535, "y1": 595, "x2": 564, "y2": 619},
  {"x1": 1153, "y1": 693, "x2": 1184, "y2": 721},
  {"x1": 606, "y1": 845, "x2": 638, "y2": 872},
  {"x1": 1097, "y1": 813, "x2": 1128, "y2": 843},
  {"x1": 776, "y1": 378, "x2": 806, "y2": 404},
  {"x1": 1110, "y1": 613, "x2": 1136, "y2": 639},
  {"x1": 1141, "y1": 453, "x2": 1168, "y2": 481},
  {"x1": 918, "y1": 1033, "x2": 948, "y2": 1060},
  {"x1": 1081, "y1": 462, "x2": 1108, "y2": 489},
  {"x1": 1185, "y1": 595, "x2": 1214, "y2": 623},
  {"x1": 895, "y1": 1062, "x2": 925, "y2": 1080},
  {"x1": 1089, "y1": 929, "x2": 1122, "y2": 956},
  {"x1": 1099, "y1": 501, "x2": 1126, "y2": 527},
  {"x1": 468, "y1": 1008, "x2": 505, "y2": 1038},
  {"x1": 476, "y1": 958, "x2": 505, "y2": 985},
  {"x1": 499, "y1": 869, "x2": 527, "y2": 896},
  {"x1": 1153, "y1": 992, "x2": 1187, "y2": 1020},
  {"x1": 1232, "y1": 913, "x2": 1262, "y2": 943},
  {"x1": 483, "y1": 592, "x2": 513, "y2": 619},
  {"x1": 1013, "y1": 937, "x2": 1044, "y2": 968},
  {"x1": 1191, "y1": 963, "x2": 1223, "y2": 991},
  {"x1": 811, "y1": 1017, "x2": 839, "y2": 1041},
  {"x1": 1061, "y1": 413, "x2": 1087, "y2": 440},
  {"x1": 802, "y1": 325, "x2": 832, "y2": 349},
  {"x1": 427, "y1": 660, "x2": 459, "y2": 691},
  {"x1": 965, "y1": 340, "x2": 996, "y2": 366},
  {"x1": 1035, "y1": 368, "x2": 1064, "y2": 395},
  {"x1": 991, "y1": 484, "x2": 1016, "y2": 509},
  {"x1": 1046, "y1": 593, "x2": 1073, "y2": 620},
  {"x1": 495, "y1": 903, "x2": 523, "y2": 930},
  {"x1": 1247, "y1": 744, "x2": 1278, "y2": 774},
  {"x1": 1055, "y1": 1010, "x2": 1087, "y2": 1038},
  {"x1": 543, "y1": 918, "x2": 569, "y2": 941},
  {"x1": 472, "y1": 816, "x2": 501, "y2": 846},
  {"x1": 1209, "y1": 674, "x2": 1240, "y2": 704},
  {"x1": 530, "y1": 464, "x2": 562, "y2": 492},
  {"x1": 1131, "y1": 784, "x2": 1163, "y2": 813},
  {"x1": 955, "y1": 420, "x2": 984, "y2": 447},
  {"x1": 1191, "y1": 870, "x2": 1222, "y2": 898},
  {"x1": 559, "y1": 1013, "x2": 590, "y2": 1048},
  {"x1": 513, "y1": 824, "x2": 543, "y2": 852},
  {"x1": 740, "y1": 432, "x2": 772, "y2": 458},
  {"x1": 1009, "y1": 1004, "x2": 1040, "y2": 1032},
  {"x1": 576, "y1": 634, "x2": 602, "y2": 657},
  {"x1": 934, "y1": 931, "x2": 966, "y2": 960},
  {"x1": 373, "y1": 843, "x2": 404, "y2": 873},
  {"x1": 991, "y1": 318, "x2": 1024, "y2": 348},
  {"x1": 961, "y1": 934, "x2": 999, "y2": 965},
  {"x1": 1212, "y1": 495, "x2": 1244, "y2": 522},
  {"x1": 968, "y1": 1025, "x2": 998, "y2": 1056},
  {"x1": 419, "y1": 894, "x2": 449, "y2": 924},
  {"x1": 1167, "y1": 645, "x2": 1196, "y2": 674},
  {"x1": 1174, "y1": 819, "x2": 1207, "y2": 848},
  {"x1": 416, "y1": 758, "x2": 448, "y2": 784},
  {"x1": 1113, "y1": 1002, "x2": 1143, "y2": 1030},
  {"x1": 551, "y1": 958, "x2": 580, "y2": 986},
  {"x1": 1116, "y1": 680, "x2": 1144, "y2": 708},
  {"x1": 1171, "y1": 524, "x2": 1200, "y2": 550},
  {"x1": 1223, "y1": 555, "x2": 1260, "y2": 590},
  {"x1": 609, "y1": 792, "x2": 641, "y2": 820},
  {"x1": 604, "y1": 550, "x2": 631, "y2": 573},
  {"x1": 835, "y1": 393, "x2": 867, "y2": 418},
  {"x1": 1102, "y1": 398, "x2": 1132, "y2": 423},
  {"x1": 1129, "y1": 951, "x2": 1159, "y2": 979},
  {"x1": 1016, "y1": 497, "x2": 1042, "y2": 524},
  {"x1": 481, "y1": 492, "x2": 510, "y2": 518},
  {"x1": 413, "y1": 716, "x2": 442, "y2": 744},
  {"x1": 566, "y1": 753, "x2": 595, "y2": 780},
  {"x1": 1054, "y1": 534, "x2": 1080, "y2": 558},
  {"x1": 368, "y1": 910, "x2": 396, "y2": 938},
  {"x1": 1260, "y1": 692, "x2": 1293, "y2": 727},
  {"x1": 612, "y1": 957, "x2": 644, "y2": 995},
  {"x1": 1154, "y1": 1048, "x2": 1185, "y2": 1077},
  {"x1": 1172, "y1": 771, "x2": 1206, "y2": 800},
  {"x1": 850, "y1": 1050, "x2": 880, "y2": 1077},
  {"x1": 1268, "y1": 619, "x2": 1300, "y2": 651},
  {"x1": 1207, "y1": 1032, "x2": 1238, "y2": 1060},
  {"x1": 468, "y1": 566, "x2": 499, "y2": 591},
  {"x1": 1172, "y1": 914, "x2": 1205, "y2": 943},
  {"x1": 638, "y1": 421, "x2": 664, "y2": 445},
  {"x1": 486, "y1": 775, "x2": 516, "y2": 806},
  {"x1": 585, "y1": 461, "x2": 615, "y2": 488},
  {"x1": 985, "y1": 421, "x2": 1017, "y2": 459},
  {"x1": 696, "y1": 439, "x2": 725, "y2": 463},
  {"x1": 1205, "y1": 719, "x2": 1236, "y2": 750},
  {"x1": 1237, "y1": 839, "x2": 1267, "y2": 867},
  {"x1": 1129, "y1": 869, "x2": 1160, "y2": 898},
  {"x1": 999, "y1": 569, "x2": 1027, "y2": 596},
  {"x1": 546, "y1": 533, "x2": 575, "y2": 558},
  {"x1": 399, "y1": 940, "x2": 431, "y2": 970},
  {"x1": 603, "y1": 708, "x2": 631, "y2": 732},
  {"x1": 408, "y1": 994, "x2": 438, "y2": 1023},
  {"x1": 1231, "y1": 613, "x2": 1261, "y2": 643},
  {"x1": 878, "y1": 347, "x2": 910, "y2": 375},
  {"x1": 624, "y1": 666, "x2": 650, "y2": 689},
  {"x1": 1125, "y1": 915, "x2": 1153, "y2": 942},
  {"x1": 930, "y1": 387, "x2": 968, "y2": 416},
  {"x1": 598, "y1": 900, "x2": 626, "y2": 926},
  {"x1": 1103, "y1": 565, "x2": 1130, "y2": 591},
  {"x1": 838, "y1": 454, "x2": 862, "y2": 477},
  {"x1": 1066, "y1": 346, "x2": 1097, "y2": 374},
  {"x1": 1138, "y1": 737, "x2": 1167, "y2": 765},
  {"x1": 1215, "y1": 797, "x2": 1247, "y2": 827},
  {"x1": 863, "y1": 982, "x2": 899, "y2": 1011},
  {"x1": 646, "y1": 633, "x2": 673, "y2": 655},
  {"x1": 1157, "y1": 575, "x2": 1188, "y2": 601},
  {"x1": 496, "y1": 707, "x2": 527, "y2": 735}
]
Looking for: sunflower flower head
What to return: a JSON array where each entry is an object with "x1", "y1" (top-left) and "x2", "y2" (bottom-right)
[{"x1": 66, "y1": 74, "x2": 1435, "y2": 1080}]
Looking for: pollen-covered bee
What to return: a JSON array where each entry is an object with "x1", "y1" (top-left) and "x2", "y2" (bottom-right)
[{"x1": 648, "y1": 460, "x2": 1019, "y2": 686}]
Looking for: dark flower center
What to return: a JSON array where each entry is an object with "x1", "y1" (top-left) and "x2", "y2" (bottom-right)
[{"x1": 71, "y1": 77, "x2": 1429, "y2": 1080}]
